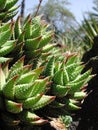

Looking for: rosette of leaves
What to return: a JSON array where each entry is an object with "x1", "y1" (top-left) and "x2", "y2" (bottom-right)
[
  {"x1": 10, "y1": 15, "x2": 55, "y2": 65},
  {"x1": 0, "y1": 15, "x2": 55, "y2": 65},
  {"x1": 0, "y1": 56, "x2": 55, "y2": 128},
  {"x1": 0, "y1": 0, "x2": 19, "y2": 22},
  {"x1": 43, "y1": 53, "x2": 94, "y2": 113}
]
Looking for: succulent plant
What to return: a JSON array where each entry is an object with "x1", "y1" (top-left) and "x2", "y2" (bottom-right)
[
  {"x1": 43, "y1": 54, "x2": 93, "y2": 112},
  {"x1": 0, "y1": 14, "x2": 55, "y2": 66},
  {"x1": 0, "y1": 15, "x2": 55, "y2": 67},
  {"x1": 0, "y1": 57, "x2": 55, "y2": 127},
  {"x1": 0, "y1": 0, "x2": 94, "y2": 129},
  {"x1": 0, "y1": 0, "x2": 19, "y2": 22},
  {"x1": 11, "y1": 15, "x2": 55, "y2": 65}
]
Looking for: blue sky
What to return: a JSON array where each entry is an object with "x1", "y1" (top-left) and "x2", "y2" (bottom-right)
[{"x1": 17, "y1": 0, "x2": 94, "y2": 23}]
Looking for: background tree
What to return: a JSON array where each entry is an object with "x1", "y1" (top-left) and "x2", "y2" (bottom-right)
[{"x1": 32, "y1": 0, "x2": 76, "y2": 33}]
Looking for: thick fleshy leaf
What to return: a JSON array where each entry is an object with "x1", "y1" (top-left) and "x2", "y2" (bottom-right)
[
  {"x1": 3, "y1": 75, "x2": 18, "y2": 99},
  {"x1": 2, "y1": 40, "x2": 16, "y2": 47},
  {"x1": 0, "y1": 57, "x2": 11, "y2": 63},
  {"x1": 66, "y1": 101, "x2": 81, "y2": 110},
  {"x1": 32, "y1": 95, "x2": 55, "y2": 110},
  {"x1": 63, "y1": 69, "x2": 69, "y2": 85},
  {"x1": 25, "y1": 36, "x2": 42, "y2": 51},
  {"x1": 72, "y1": 69, "x2": 92, "y2": 83},
  {"x1": 3, "y1": 11, "x2": 18, "y2": 22},
  {"x1": 18, "y1": 94, "x2": 42, "y2": 109},
  {"x1": 44, "y1": 56, "x2": 54, "y2": 76},
  {"x1": 15, "y1": 83, "x2": 34, "y2": 99},
  {"x1": 68, "y1": 80, "x2": 86, "y2": 93},
  {"x1": 29, "y1": 119, "x2": 48, "y2": 125},
  {"x1": 31, "y1": 25, "x2": 41, "y2": 38},
  {"x1": 8, "y1": 56, "x2": 25, "y2": 77},
  {"x1": 5, "y1": 0, "x2": 18, "y2": 10},
  {"x1": 23, "y1": 17, "x2": 32, "y2": 39},
  {"x1": 53, "y1": 69, "x2": 63, "y2": 85},
  {"x1": 19, "y1": 111, "x2": 40, "y2": 122},
  {"x1": 66, "y1": 63, "x2": 79, "y2": 77},
  {"x1": 5, "y1": 100, "x2": 23, "y2": 113},
  {"x1": 14, "y1": 16, "x2": 22, "y2": 39},
  {"x1": 0, "y1": 27, "x2": 13, "y2": 47},
  {"x1": 32, "y1": 66, "x2": 44, "y2": 80},
  {"x1": 16, "y1": 72, "x2": 36, "y2": 84},
  {"x1": 66, "y1": 55, "x2": 77, "y2": 66},
  {"x1": 52, "y1": 84, "x2": 70, "y2": 97},
  {"x1": 0, "y1": 22, "x2": 10, "y2": 33},
  {"x1": 50, "y1": 101, "x2": 65, "y2": 108},
  {"x1": 30, "y1": 77, "x2": 49, "y2": 96},
  {"x1": 73, "y1": 91, "x2": 86, "y2": 100},
  {"x1": 70, "y1": 65, "x2": 84, "y2": 81},
  {"x1": 42, "y1": 44, "x2": 56, "y2": 53},
  {"x1": 39, "y1": 32, "x2": 53, "y2": 48},
  {"x1": 7, "y1": 5, "x2": 19, "y2": 13},
  {"x1": 0, "y1": 43, "x2": 16, "y2": 56}
]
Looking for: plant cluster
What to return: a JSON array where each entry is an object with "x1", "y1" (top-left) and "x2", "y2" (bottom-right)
[{"x1": 0, "y1": 0, "x2": 93, "y2": 129}]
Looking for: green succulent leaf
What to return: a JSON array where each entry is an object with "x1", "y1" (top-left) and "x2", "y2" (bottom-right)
[
  {"x1": 8, "y1": 56, "x2": 24, "y2": 77},
  {"x1": 14, "y1": 16, "x2": 22, "y2": 39},
  {"x1": 0, "y1": 43, "x2": 16, "y2": 56},
  {"x1": 5, "y1": 99, "x2": 23, "y2": 113},
  {"x1": 16, "y1": 72, "x2": 36, "y2": 84},
  {"x1": 73, "y1": 91, "x2": 86, "y2": 100},
  {"x1": 53, "y1": 69, "x2": 63, "y2": 85},
  {"x1": 68, "y1": 80, "x2": 86, "y2": 93},
  {"x1": 44, "y1": 56, "x2": 55, "y2": 76},
  {"x1": 25, "y1": 36, "x2": 42, "y2": 51},
  {"x1": 0, "y1": 57, "x2": 11, "y2": 63},
  {"x1": 52, "y1": 84, "x2": 70, "y2": 97},
  {"x1": 0, "y1": 22, "x2": 10, "y2": 33},
  {"x1": 72, "y1": 69, "x2": 92, "y2": 83},
  {"x1": 18, "y1": 94, "x2": 43, "y2": 109},
  {"x1": 32, "y1": 95, "x2": 55, "y2": 110},
  {"x1": 0, "y1": 27, "x2": 13, "y2": 47},
  {"x1": 63, "y1": 69, "x2": 69, "y2": 85},
  {"x1": 5, "y1": 0, "x2": 18, "y2": 10},
  {"x1": 30, "y1": 77, "x2": 49, "y2": 96},
  {"x1": 15, "y1": 83, "x2": 34, "y2": 100},
  {"x1": 3, "y1": 11, "x2": 18, "y2": 22},
  {"x1": 23, "y1": 17, "x2": 32, "y2": 39},
  {"x1": 19, "y1": 111, "x2": 40, "y2": 122},
  {"x1": 66, "y1": 101, "x2": 81, "y2": 110},
  {"x1": 29, "y1": 119, "x2": 48, "y2": 125},
  {"x1": 39, "y1": 32, "x2": 53, "y2": 48},
  {"x1": 3, "y1": 75, "x2": 18, "y2": 99}
]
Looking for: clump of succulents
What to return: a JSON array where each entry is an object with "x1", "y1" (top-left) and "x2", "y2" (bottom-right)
[
  {"x1": 0, "y1": 0, "x2": 93, "y2": 129},
  {"x1": 0, "y1": 56, "x2": 55, "y2": 127},
  {"x1": 42, "y1": 53, "x2": 93, "y2": 114},
  {"x1": 12, "y1": 15, "x2": 55, "y2": 65},
  {"x1": 0, "y1": 14, "x2": 55, "y2": 66}
]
